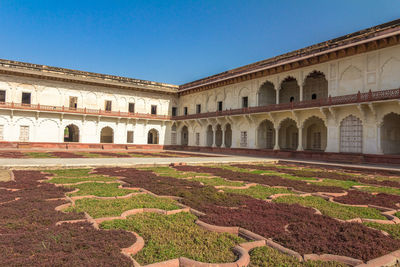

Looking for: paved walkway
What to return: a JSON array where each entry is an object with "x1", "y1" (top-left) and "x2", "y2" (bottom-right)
[{"x1": 1, "y1": 154, "x2": 400, "y2": 172}]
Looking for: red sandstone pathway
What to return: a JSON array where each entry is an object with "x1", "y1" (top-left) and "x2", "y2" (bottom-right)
[{"x1": 0, "y1": 154, "x2": 399, "y2": 173}]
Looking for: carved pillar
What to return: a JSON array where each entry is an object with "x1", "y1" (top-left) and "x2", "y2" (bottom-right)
[
  {"x1": 273, "y1": 126, "x2": 280, "y2": 150},
  {"x1": 299, "y1": 84, "x2": 304, "y2": 101},
  {"x1": 276, "y1": 89, "x2": 280, "y2": 104},
  {"x1": 221, "y1": 128, "x2": 226, "y2": 148},
  {"x1": 297, "y1": 125, "x2": 304, "y2": 151},
  {"x1": 377, "y1": 122, "x2": 383, "y2": 154},
  {"x1": 212, "y1": 126, "x2": 217, "y2": 147}
]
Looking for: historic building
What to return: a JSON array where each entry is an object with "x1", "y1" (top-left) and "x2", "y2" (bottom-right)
[{"x1": 0, "y1": 19, "x2": 400, "y2": 158}]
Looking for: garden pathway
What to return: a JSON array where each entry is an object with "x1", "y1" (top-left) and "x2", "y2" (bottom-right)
[{"x1": 0, "y1": 152, "x2": 399, "y2": 172}]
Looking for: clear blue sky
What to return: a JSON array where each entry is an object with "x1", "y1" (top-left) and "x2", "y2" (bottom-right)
[{"x1": 0, "y1": 1, "x2": 399, "y2": 85}]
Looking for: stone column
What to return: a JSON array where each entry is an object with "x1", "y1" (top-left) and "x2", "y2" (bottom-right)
[
  {"x1": 212, "y1": 126, "x2": 217, "y2": 147},
  {"x1": 297, "y1": 125, "x2": 304, "y2": 151},
  {"x1": 276, "y1": 89, "x2": 280, "y2": 104},
  {"x1": 376, "y1": 123, "x2": 383, "y2": 154},
  {"x1": 299, "y1": 85, "x2": 304, "y2": 101},
  {"x1": 273, "y1": 126, "x2": 280, "y2": 150},
  {"x1": 221, "y1": 128, "x2": 226, "y2": 148}
]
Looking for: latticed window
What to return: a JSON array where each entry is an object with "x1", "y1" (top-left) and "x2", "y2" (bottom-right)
[
  {"x1": 127, "y1": 131, "x2": 134, "y2": 143},
  {"x1": 0, "y1": 125, "x2": 3, "y2": 140},
  {"x1": 240, "y1": 131, "x2": 248, "y2": 147},
  {"x1": 196, "y1": 133, "x2": 200, "y2": 146},
  {"x1": 340, "y1": 115, "x2": 363, "y2": 153},
  {"x1": 312, "y1": 132, "x2": 321, "y2": 150},
  {"x1": 19, "y1": 126, "x2": 29, "y2": 142},
  {"x1": 171, "y1": 132, "x2": 177, "y2": 145},
  {"x1": 105, "y1": 100, "x2": 112, "y2": 111}
]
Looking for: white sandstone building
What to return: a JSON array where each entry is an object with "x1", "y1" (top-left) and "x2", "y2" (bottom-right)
[{"x1": 0, "y1": 20, "x2": 400, "y2": 159}]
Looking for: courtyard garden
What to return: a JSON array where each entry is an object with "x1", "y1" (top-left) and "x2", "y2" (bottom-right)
[
  {"x1": 1, "y1": 162, "x2": 400, "y2": 266},
  {"x1": 0, "y1": 150, "x2": 214, "y2": 158}
]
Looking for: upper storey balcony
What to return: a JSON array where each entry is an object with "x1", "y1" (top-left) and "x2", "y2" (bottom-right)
[
  {"x1": 173, "y1": 88, "x2": 400, "y2": 120},
  {"x1": 0, "y1": 101, "x2": 172, "y2": 121}
]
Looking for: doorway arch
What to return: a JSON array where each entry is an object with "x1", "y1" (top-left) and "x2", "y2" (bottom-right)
[
  {"x1": 381, "y1": 113, "x2": 400, "y2": 154},
  {"x1": 100, "y1": 127, "x2": 114, "y2": 143},
  {"x1": 64, "y1": 124, "x2": 79, "y2": 142},
  {"x1": 148, "y1": 129, "x2": 159, "y2": 144},
  {"x1": 181, "y1": 126, "x2": 189, "y2": 146}
]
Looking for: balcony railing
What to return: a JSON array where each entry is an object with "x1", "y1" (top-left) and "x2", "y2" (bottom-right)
[
  {"x1": 0, "y1": 88, "x2": 399, "y2": 122},
  {"x1": 173, "y1": 88, "x2": 400, "y2": 120},
  {"x1": 0, "y1": 102, "x2": 171, "y2": 120}
]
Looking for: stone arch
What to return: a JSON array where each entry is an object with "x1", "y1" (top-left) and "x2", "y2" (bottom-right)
[
  {"x1": 206, "y1": 125, "x2": 213, "y2": 147},
  {"x1": 15, "y1": 117, "x2": 35, "y2": 142},
  {"x1": 215, "y1": 124, "x2": 223, "y2": 147},
  {"x1": 0, "y1": 81, "x2": 12, "y2": 103},
  {"x1": 39, "y1": 87, "x2": 62, "y2": 106},
  {"x1": 85, "y1": 92, "x2": 98, "y2": 109},
  {"x1": 170, "y1": 123, "x2": 177, "y2": 145},
  {"x1": 136, "y1": 98, "x2": 146, "y2": 113},
  {"x1": 118, "y1": 97, "x2": 127, "y2": 112},
  {"x1": 64, "y1": 124, "x2": 80, "y2": 142},
  {"x1": 339, "y1": 65, "x2": 363, "y2": 95},
  {"x1": 16, "y1": 83, "x2": 37, "y2": 104},
  {"x1": 147, "y1": 128, "x2": 159, "y2": 144},
  {"x1": 279, "y1": 118, "x2": 298, "y2": 150},
  {"x1": 258, "y1": 81, "x2": 276, "y2": 106},
  {"x1": 303, "y1": 71, "x2": 328, "y2": 101},
  {"x1": 279, "y1": 76, "x2": 299, "y2": 104},
  {"x1": 257, "y1": 119, "x2": 275, "y2": 149},
  {"x1": 238, "y1": 87, "x2": 251, "y2": 107},
  {"x1": 303, "y1": 116, "x2": 327, "y2": 151},
  {"x1": 224, "y1": 124, "x2": 232, "y2": 148},
  {"x1": 181, "y1": 125, "x2": 189, "y2": 146},
  {"x1": 340, "y1": 115, "x2": 363, "y2": 153},
  {"x1": 100, "y1": 126, "x2": 114, "y2": 143},
  {"x1": 36, "y1": 119, "x2": 59, "y2": 142},
  {"x1": 381, "y1": 112, "x2": 400, "y2": 154},
  {"x1": 0, "y1": 116, "x2": 9, "y2": 141},
  {"x1": 380, "y1": 57, "x2": 400, "y2": 90}
]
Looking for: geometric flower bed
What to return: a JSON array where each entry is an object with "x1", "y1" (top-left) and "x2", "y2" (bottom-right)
[
  {"x1": 93, "y1": 165, "x2": 400, "y2": 264},
  {"x1": 273, "y1": 195, "x2": 387, "y2": 220},
  {"x1": 65, "y1": 194, "x2": 181, "y2": 218},
  {"x1": 101, "y1": 212, "x2": 245, "y2": 265},
  {"x1": 0, "y1": 170, "x2": 136, "y2": 266},
  {"x1": 233, "y1": 163, "x2": 400, "y2": 188}
]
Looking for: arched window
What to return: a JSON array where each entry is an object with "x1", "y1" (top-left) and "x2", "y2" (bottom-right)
[
  {"x1": 279, "y1": 77, "x2": 299, "y2": 104},
  {"x1": 303, "y1": 71, "x2": 328, "y2": 100},
  {"x1": 258, "y1": 81, "x2": 276, "y2": 106}
]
